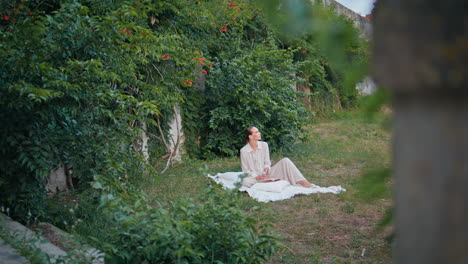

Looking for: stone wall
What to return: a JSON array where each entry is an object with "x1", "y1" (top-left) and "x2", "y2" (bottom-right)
[
  {"x1": 311, "y1": 0, "x2": 373, "y2": 37},
  {"x1": 356, "y1": 76, "x2": 376, "y2": 95},
  {"x1": 46, "y1": 167, "x2": 68, "y2": 194}
]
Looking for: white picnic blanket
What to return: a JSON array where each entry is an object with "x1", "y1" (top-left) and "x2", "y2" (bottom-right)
[{"x1": 207, "y1": 172, "x2": 346, "y2": 203}]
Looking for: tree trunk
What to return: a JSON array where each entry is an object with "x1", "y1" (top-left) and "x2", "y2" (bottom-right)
[
  {"x1": 168, "y1": 106, "x2": 184, "y2": 162},
  {"x1": 140, "y1": 121, "x2": 149, "y2": 162},
  {"x1": 373, "y1": 1, "x2": 468, "y2": 263}
]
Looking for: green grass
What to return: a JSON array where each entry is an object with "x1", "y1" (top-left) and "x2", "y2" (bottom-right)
[{"x1": 142, "y1": 112, "x2": 393, "y2": 263}]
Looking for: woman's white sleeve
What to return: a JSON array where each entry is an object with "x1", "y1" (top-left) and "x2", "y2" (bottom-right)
[
  {"x1": 264, "y1": 142, "x2": 271, "y2": 170},
  {"x1": 241, "y1": 150, "x2": 257, "y2": 177}
]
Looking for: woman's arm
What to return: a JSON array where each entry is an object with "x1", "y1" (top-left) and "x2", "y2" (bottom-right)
[
  {"x1": 263, "y1": 142, "x2": 272, "y2": 174},
  {"x1": 241, "y1": 150, "x2": 267, "y2": 186},
  {"x1": 241, "y1": 149, "x2": 268, "y2": 180},
  {"x1": 240, "y1": 150, "x2": 258, "y2": 177}
]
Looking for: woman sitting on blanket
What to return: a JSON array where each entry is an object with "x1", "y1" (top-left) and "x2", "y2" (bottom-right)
[{"x1": 240, "y1": 126, "x2": 317, "y2": 188}]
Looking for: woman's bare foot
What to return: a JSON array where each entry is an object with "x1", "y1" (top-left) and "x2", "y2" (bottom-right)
[{"x1": 298, "y1": 180, "x2": 317, "y2": 188}]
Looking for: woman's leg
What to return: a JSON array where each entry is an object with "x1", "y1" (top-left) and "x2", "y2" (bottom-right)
[
  {"x1": 297, "y1": 180, "x2": 315, "y2": 188},
  {"x1": 269, "y1": 158, "x2": 316, "y2": 187}
]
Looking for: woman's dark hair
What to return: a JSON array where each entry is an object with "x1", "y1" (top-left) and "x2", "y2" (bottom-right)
[{"x1": 244, "y1": 126, "x2": 255, "y2": 145}]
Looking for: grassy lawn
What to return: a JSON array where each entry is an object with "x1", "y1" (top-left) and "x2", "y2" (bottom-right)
[{"x1": 146, "y1": 112, "x2": 393, "y2": 263}]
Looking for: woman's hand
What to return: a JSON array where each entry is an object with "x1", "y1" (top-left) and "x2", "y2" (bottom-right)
[{"x1": 255, "y1": 174, "x2": 269, "y2": 181}]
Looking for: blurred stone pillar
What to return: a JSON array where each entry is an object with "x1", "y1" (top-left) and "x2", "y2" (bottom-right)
[{"x1": 373, "y1": 1, "x2": 468, "y2": 263}]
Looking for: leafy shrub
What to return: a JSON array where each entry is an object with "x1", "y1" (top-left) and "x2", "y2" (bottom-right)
[
  {"x1": 0, "y1": 0, "x2": 192, "y2": 220},
  {"x1": 88, "y1": 184, "x2": 278, "y2": 263},
  {"x1": 204, "y1": 43, "x2": 309, "y2": 156}
]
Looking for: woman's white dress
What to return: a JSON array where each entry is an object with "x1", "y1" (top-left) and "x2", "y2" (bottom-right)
[{"x1": 240, "y1": 141, "x2": 307, "y2": 187}]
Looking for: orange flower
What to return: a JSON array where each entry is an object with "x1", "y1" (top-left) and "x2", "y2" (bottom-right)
[
  {"x1": 161, "y1": 54, "x2": 170, "y2": 60},
  {"x1": 301, "y1": 50, "x2": 307, "y2": 54},
  {"x1": 119, "y1": 29, "x2": 132, "y2": 34},
  {"x1": 202, "y1": 70, "x2": 208, "y2": 74},
  {"x1": 196, "y1": 58, "x2": 206, "y2": 61},
  {"x1": 184, "y1": 79, "x2": 192, "y2": 86},
  {"x1": 220, "y1": 28, "x2": 227, "y2": 32},
  {"x1": 227, "y1": 2, "x2": 237, "y2": 7}
]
